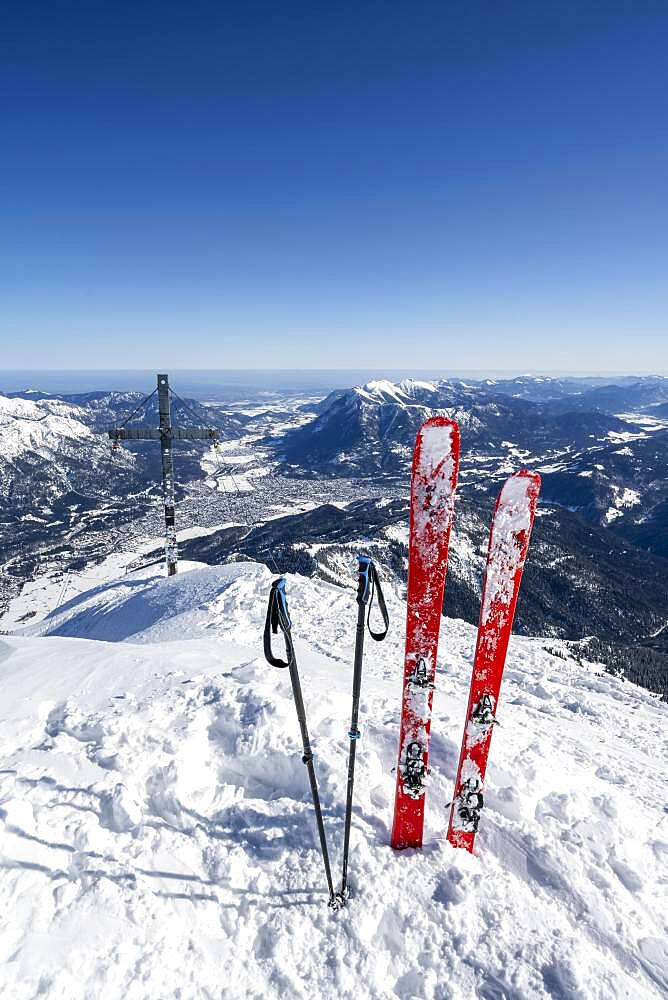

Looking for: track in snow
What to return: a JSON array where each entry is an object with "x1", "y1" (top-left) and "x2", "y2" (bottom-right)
[{"x1": 0, "y1": 563, "x2": 666, "y2": 999}]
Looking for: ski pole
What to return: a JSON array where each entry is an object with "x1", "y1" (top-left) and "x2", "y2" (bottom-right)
[
  {"x1": 263, "y1": 578, "x2": 338, "y2": 908},
  {"x1": 339, "y1": 554, "x2": 389, "y2": 903}
]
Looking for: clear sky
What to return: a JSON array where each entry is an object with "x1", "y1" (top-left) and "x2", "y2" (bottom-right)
[{"x1": 1, "y1": 2, "x2": 667, "y2": 372}]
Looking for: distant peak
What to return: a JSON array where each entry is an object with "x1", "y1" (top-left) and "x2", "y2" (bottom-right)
[
  {"x1": 354, "y1": 380, "x2": 411, "y2": 405},
  {"x1": 353, "y1": 378, "x2": 442, "y2": 407}
]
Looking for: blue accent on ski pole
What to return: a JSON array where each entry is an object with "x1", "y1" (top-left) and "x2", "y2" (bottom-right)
[
  {"x1": 275, "y1": 577, "x2": 292, "y2": 630},
  {"x1": 356, "y1": 553, "x2": 373, "y2": 605}
]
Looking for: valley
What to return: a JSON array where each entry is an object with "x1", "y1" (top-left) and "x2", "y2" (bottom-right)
[{"x1": 1, "y1": 374, "x2": 667, "y2": 698}]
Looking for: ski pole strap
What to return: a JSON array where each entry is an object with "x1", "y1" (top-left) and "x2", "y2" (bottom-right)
[
  {"x1": 263, "y1": 578, "x2": 296, "y2": 669},
  {"x1": 356, "y1": 555, "x2": 390, "y2": 642}
]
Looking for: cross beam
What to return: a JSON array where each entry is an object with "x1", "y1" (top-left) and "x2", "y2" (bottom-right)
[
  {"x1": 112, "y1": 427, "x2": 217, "y2": 441},
  {"x1": 108, "y1": 373, "x2": 217, "y2": 576}
]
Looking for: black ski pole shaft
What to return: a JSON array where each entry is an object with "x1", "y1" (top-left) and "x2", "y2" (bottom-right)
[
  {"x1": 339, "y1": 554, "x2": 389, "y2": 902},
  {"x1": 286, "y1": 652, "x2": 336, "y2": 901},
  {"x1": 340, "y1": 575, "x2": 368, "y2": 899},
  {"x1": 263, "y1": 578, "x2": 337, "y2": 906}
]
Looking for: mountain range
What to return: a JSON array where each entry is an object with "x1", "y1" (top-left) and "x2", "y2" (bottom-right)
[
  {"x1": 274, "y1": 376, "x2": 668, "y2": 559},
  {"x1": 1, "y1": 374, "x2": 666, "y2": 698}
]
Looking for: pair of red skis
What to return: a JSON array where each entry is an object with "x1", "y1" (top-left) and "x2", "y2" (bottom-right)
[{"x1": 390, "y1": 417, "x2": 540, "y2": 854}]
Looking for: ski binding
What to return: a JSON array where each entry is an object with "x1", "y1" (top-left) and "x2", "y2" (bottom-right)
[
  {"x1": 406, "y1": 656, "x2": 435, "y2": 690},
  {"x1": 453, "y1": 777, "x2": 484, "y2": 832},
  {"x1": 398, "y1": 741, "x2": 429, "y2": 799}
]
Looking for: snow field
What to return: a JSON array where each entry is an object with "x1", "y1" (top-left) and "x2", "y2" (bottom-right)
[{"x1": 0, "y1": 563, "x2": 666, "y2": 998}]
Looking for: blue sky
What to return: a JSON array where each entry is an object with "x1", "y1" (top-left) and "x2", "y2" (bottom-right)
[{"x1": 1, "y1": 2, "x2": 666, "y2": 372}]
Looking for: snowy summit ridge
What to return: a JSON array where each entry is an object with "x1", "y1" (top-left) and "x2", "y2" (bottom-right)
[
  {"x1": 354, "y1": 379, "x2": 442, "y2": 408},
  {"x1": 1, "y1": 561, "x2": 666, "y2": 998},
  {"x1": 0, "y1": 394, "x2": 96, "y2": 464}
]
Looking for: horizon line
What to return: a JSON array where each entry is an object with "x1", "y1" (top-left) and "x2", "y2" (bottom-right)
[{"x1": 1, "y1": 368, "x2": 666, "y2": 378}]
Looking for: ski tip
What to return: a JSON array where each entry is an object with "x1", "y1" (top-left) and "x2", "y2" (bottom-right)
[
  {"x1": 418, "y1": 414, "x2": 460, "y2": 438},
  {"x1": 414, "y1": 417, "x2": 461, "y2": 470},
  {"x1": 512, "y1": 469, "x2": 541, "y2": 486},
  {"x1": 501, "y1": 469, "x2": 541, "y2": 502}
]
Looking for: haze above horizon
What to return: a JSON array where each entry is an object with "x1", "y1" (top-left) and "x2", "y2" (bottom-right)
[{"x1": 1, "y1": 368, "x2": 665, "y2": 398}]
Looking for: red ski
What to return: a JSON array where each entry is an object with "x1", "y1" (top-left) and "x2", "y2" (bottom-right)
[
  {"x1": 390, "y1": 416, "x2": 460, "y2": 850},
  {"x1": 447, "y1": 471, "x2": 540, "y2": 853}
]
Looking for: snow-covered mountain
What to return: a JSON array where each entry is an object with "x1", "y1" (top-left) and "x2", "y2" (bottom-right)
[
  {"x1": 276, "y1": 378, "x2": 641, "y2": 477},
  {"x1": 0, "y1": 394, "x2": 136, "y2": 501},
  {"x1": 1, "y1": 561, "x2": 666, "y2": 998},
  {"x1": 5, "y1": 389, "x2": 152, "y2": 430},
  {"x1": 3, "y1": 375, "x2": 667, "y2": 702},
  {"x1": 5, "y1": 387, "x2": 246, "y2": 435},
  {"x1": 0, "y1": 394, "x2": 147, "y2": 618},
  {"x1": 176, "y1": 493, "x2": 668, "y2": 694},
  {"x1": 280, "y1": 379, "x2": 451, "y2": 474},
  {"x1": 0, "y1": 389, "x2": 244, "y2": 616},
  {"x1": 539, "y1": 430, "x2": 668, "y2": 553},
  {"x1": 456, "y1": 374, "x2": 668, "y2": 410},
  {"x1": 275, "y1": 378, "x2": 668, "y2": 558},
  {"x1": 258, "y1": 378, "x2": 668, "y2": 696}
]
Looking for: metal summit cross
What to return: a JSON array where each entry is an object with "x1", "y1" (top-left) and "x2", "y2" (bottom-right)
[{"x1": 108, "y1": 373, "x2": 218, "y2": 576}]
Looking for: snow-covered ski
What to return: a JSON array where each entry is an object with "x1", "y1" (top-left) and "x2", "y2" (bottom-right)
[
  {"x1": 447, "y1": 470, "x2": 540, "y2": 853},
  {"x1": 390, "y1": 416, "x2": 460, "y2": 850}
]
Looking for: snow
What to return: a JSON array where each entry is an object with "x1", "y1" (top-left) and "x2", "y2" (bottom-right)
[
  {"x1": 353, "y1": 379, "x2": 441, "y2": 410},
  {"x1": 618, "y1": 487, "x2": 641, "y2": 508},
  {"x1": 0, "y1": 393, "x2": 135, "y2": 511},
  {"x1": 603, "y1": 487, "x2": 642, "y2": 524},
  {"x1": 0, "y1": 563, "x2": 667, "y2": 998},
  {"x1": 481, "y1": 475, "x2": 537, "y2": 625},
  {"x1": 0, "y1": 529, "x2": 230, "y2": 634},
  {"x1": 198, "y1": 444, "x2": 259, "y2": 493},
  {"x1": 0, "y1": 394, "x2": 96, "y2": 463},
  {"x1": 606, "y1": 430, "x2": 649, "y2": 444},
  {"x1": 419, "y1": 421, "x2": 455, "y2": 474},
  {"x1": 356, "y1": 380, "x2": 412, "y2": 406},
  {"x1": 615, "y1": 412, "x2": 668, "y2": 431},
  {"x1": 401, "y1": 379, "x2": 439, "y2": 393},
  {"x1": 211, "y1": 454, "x2": 254, "y2": 465},
  {"x1": 175, "y1": 524, "x2": 235, "y2": 543},
  {"x1": 207, "y1": 474, "x2": 254, "y2": 493}
]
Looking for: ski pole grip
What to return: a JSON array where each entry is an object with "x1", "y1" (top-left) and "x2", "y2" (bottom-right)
[
  {"x1": 368, "y1": 563, "x2": 389, "y2": 642},
  {"x1": 357, "y1": 556, "x2": 390, "y2": 642},
  {"x1": 356, "y1": 554, "x2": 373, "y2": 605},
  {"x1": 263, "y1": 578, "x2": 295, "y2": 669}
]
